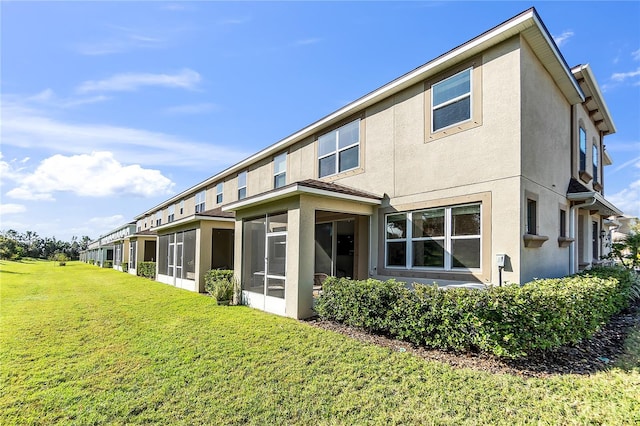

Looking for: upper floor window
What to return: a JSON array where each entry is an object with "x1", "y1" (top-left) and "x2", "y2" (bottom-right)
[
  {"x1": 216, "y1": 183, "x2": 223, "y2": 204},
  {"x1": 592, "y1": 144, "x2": 599, "y2": 184},
  {"x1": 274, "y1": 152, "x2": 287, "y2": 189},
  {"x1": 179, "y1": 200, "x2": 184, "y2": 215},
  {"x1": 195, "y1": 190, "x2": 206, "y2": 213},
  {"x1": 155, "y1": 211, "x2": 162, "y2": 227},
  {"x1": 432, "y1": 68, "x2": 471, "y2": 132},
  {"x1": 318, "y1": 119, "x2": 360, "y2": 178},
  {"x1": 168, "y1": 205, "x2": 175, "y2": 223},
  {"x1": 559, "y1": 209, "x2": 567, "y2": 238},
  {"x1": 238, "y1": 171, "x2": 247, "y2": 200},
  {"x1": 579, "y1": 127, "x2": 587, "y2": 172}
]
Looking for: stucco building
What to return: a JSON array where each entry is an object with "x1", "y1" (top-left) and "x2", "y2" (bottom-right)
[{"x1": 84, "y1": 8, "x2": 623, "y2": 319}]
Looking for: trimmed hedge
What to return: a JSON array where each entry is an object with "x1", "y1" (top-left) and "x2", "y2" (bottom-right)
[
  {"x1": 103, "y1": 260, "x2": 113, "y2": 269},
  {"x1": 137, "y1": 262, "x2": 156, "y2": 280},
  {"x1": 204, "y1": 269, "x2": 235, "y2": 303},
  {"x1": 315, "y1": 267, "x2": 636, "y2": 358}
]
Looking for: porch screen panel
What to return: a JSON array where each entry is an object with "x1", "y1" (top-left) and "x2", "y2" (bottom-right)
[
  {"x1": 129, "y1": 241, "x2": 136, "y2": 269},
  {"x1": 183, "y1": 229, "x2": 196, "y2": 279},
  {"x1": 242, "y1": 217, "x2": 266, "y2": 294},
  {"x1": 158, "y1": 235, "x2": 169, "y2": 275},
  {"x1": 315, "y1": 223, "x2": 333, "y2": 275},
  {"x1": 168, "y1": 234, "x2": 175, "y2": 276}
]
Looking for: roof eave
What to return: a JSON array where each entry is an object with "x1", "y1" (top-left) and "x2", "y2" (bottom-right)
[{"x1": 135, "y1": 8, "x2": 583, "y2": 218}]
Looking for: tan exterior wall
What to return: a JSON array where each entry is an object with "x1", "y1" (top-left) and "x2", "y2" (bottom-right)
[{"x1": 519, "y1": 36, "x2": 574, "y2": 283}]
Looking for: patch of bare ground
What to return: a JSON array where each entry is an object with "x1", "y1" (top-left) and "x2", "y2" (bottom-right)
[{"x1": 306, "y1": 300, "x2": 640, "y2": 378}]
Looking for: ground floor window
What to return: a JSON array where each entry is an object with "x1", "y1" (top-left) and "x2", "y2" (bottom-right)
[
  {"x1": 242, "y1": 213, "x2": 287, "y2": 299},
  {"x1": 158, "y1": 229, "x2": 196, "y2": 280},
  {"x1": 386, "y1": 203, "x2": 481, "y2": 270}
]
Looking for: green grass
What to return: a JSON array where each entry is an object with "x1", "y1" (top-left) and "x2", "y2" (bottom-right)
[{"x1": 1, "y1": 260, "x2": 639, "y2": 425}]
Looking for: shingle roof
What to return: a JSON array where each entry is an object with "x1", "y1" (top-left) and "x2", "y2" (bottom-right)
[
  {"x1": 198, "y1": 207, "x2": 235, "y2": 219},
  {"x1": 297, "y1": 179, "x2": 383, "y2": 200},
  {"x1": 133, "y1": 229, "x2": 157, "y2": 236},
  {"x1": 567, "y1": 178, "x2": 591, "y2": 194}
]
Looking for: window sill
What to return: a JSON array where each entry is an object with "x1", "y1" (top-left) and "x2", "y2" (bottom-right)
[
  {"x1": 523, "y1": 234, "x2": 549, "y2": 248},
  {"x1": 593, "y1": 182, "x2": 603, "y2": 192},
  {"x1": 557, "y1": 236, "x2": 574, "y2": 248},
  {"x1": 579, "y1": 170, "x2": 593, "y2": 184}
]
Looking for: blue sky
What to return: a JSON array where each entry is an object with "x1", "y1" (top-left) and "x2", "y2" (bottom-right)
[{"x1": 1, "y1": 1, "x2": 639, "y2": 241}]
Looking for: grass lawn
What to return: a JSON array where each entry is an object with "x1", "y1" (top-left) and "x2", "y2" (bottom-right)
[{"x1": 1, "y1": 260, "x2": 639, "y2": 425}]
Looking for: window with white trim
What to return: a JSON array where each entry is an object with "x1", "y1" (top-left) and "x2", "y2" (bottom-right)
[
  {"x1": 195, "y1": 190, "x2": 206, "y2": 213},
  {"x1": 179, "y1": 200, "x2": 184, "y2": 215},
  {"x1": 274, "y1": 152, "x2": 287, "y2": 189},
  {"x1": 216, "y1": 182, "x2": 223, "y2": 204},
  {"x1": 238, "y1": 171, "x2": 247, "y2": 200},
  {"x1": 432, "y1": 68, "x2": 472, "y2": 132},
  {"x1": 318, "y1": 119, "x2": 360, "y2": 178},
  {"x1": 386, "y1": 204, "x2": 481, "y2": 270},
  {"x1": 592, "y1": 144, "x2": 599, "y2": 184},
  {"x1": 526, "y1": 199, "x2": 537, "y2": 235},
  {"x1": 168, "y1": 205, "x2": 175, "y2": 223},
  {"x1": 155, "y1": 211, "x2": 162, "y2": 227},
  {"x1": 579, "y1": 127, "x2": 587, "y2": 172}
]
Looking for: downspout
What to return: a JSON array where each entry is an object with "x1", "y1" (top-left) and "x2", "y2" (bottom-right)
[{"x1": 569, "y1": 197, "x2": 597, "y2": 274}]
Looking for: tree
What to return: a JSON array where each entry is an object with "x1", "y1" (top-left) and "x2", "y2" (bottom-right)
[{"x1": 605, "y1": 223, "x2": 640, "y2": 271}]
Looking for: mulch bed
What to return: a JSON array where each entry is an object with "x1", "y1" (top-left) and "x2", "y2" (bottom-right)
[{"x1": 305, "y1": 300, "x2": 640, "y2": 378}]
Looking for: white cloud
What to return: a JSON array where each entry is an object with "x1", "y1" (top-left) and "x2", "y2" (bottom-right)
[
  {"x1": 76, "y1": 69, "x2": 201, "y2": 93},
  {"x1": 164, "y1": 102, "x2": 219, "y2": 115},
  {"x1": 632, "y1": 49, "x2": 640, "y2": 61},
  {"x1": 0, "y1": 204, "x2": 26, "y2": 215},
  {"x1": 24, "y1": 88, "x2": 110, "y2": 108},
  {"x1": 294, "y1": 38, "x2": 322, "y2": 46},
  {"x1": 613, "y1": 155, "x2": 640, "y2": 173},
  {"x1": 5, "y1": 152, "x2": 174, "y2": 201},
  {"x1": 611, "y1": 68, "x2": 640, "y2": 82},
  {"x1": 553, "y1": 30, "x2": 574, "y2": 47},
  {"x1": 1, "y1": 101, "x2": 249, "y2": 168},
  {"x1": 75, "y1": 26, "x2": 170, "y2": 56},
  {"x1": 609, "y1": 179, "x2": 640, "y2": 218}
]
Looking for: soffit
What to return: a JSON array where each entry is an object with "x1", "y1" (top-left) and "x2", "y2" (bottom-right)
[{"x1": 572, "y1": 64, "x2": 616, "y2": 135}]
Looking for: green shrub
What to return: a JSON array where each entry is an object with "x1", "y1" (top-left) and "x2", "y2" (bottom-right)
[
  {"x1": 316, "y1": 267, "x2": 634, "y2": 358},
  {"x1": 88, "y1": 259, "x2": 95, "y2": 265},
  {"x1": 316, "y1": 277, "x2": 405, "y2": 332},
  {"x1": 103, "y1": 260, "x2": 113, "y2": 268},
  {"x1": 122, "y1": 263, "x2": 128, "y2": 273},
  {"x1": 137, "y1": 262, "x2": 156, "y2": 279},
  {"x1": 204, "y1": 269, "x2": 235, "y2": 303},
  {"x1": 50, "y1": 252, "x2": 69, "y2": 266}
]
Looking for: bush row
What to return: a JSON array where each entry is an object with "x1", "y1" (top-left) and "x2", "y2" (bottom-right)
[
  {"x1": 137, "y1": 262, "x2": 156, "y2": 280},
  {"x1": 315, "y1": 267, "x2": 636, "y2": 358}
]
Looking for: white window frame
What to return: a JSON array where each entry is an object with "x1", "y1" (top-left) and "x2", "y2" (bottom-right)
[
  {"x1": 273, "y1": 152, "x2": 287, "y2": 189},
  {"x1": 431, "y1": 68, "x2": 472, "y2": 132},
  {"x1": 592, "y1": 144, "x2": 599, "y2": 184},
  {"x1": 155, "y1": 211, "x2": 162, "y2": 227},
  {"x1": 216, "y1": 182, "x2": 223, "y2": 204},
  {"x1": 317, "y1": 119, "x2": 360, "y2": 178},
  {"x1": 179, "y1": 200, "x2": 184, "y2": 215},
  {"x1": 238, "y1": 171, "x2": 247, "y2": 200},
  {"x1": 195, "y1": 190, "x2": 206, "y2": 213},
  {"x1": 168, "y1": 205, "x2": 175, "y2": 223},
  {"x1": 385, "y1": 203, "x2": 482, "y2": 271}
]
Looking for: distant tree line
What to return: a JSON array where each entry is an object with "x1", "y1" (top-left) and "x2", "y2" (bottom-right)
[{"x1": 0, "y1": 230, "x2": 92, "y2": 261}]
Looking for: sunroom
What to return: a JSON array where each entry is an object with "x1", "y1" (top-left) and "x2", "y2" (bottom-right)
[{"x1": 223, "y1": 180, "x2": 382, "y2": 319}]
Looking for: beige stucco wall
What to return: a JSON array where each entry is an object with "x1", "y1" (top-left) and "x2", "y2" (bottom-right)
[{"x1": 519, "y1": 36, "x2": 575, "y2": 283}]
